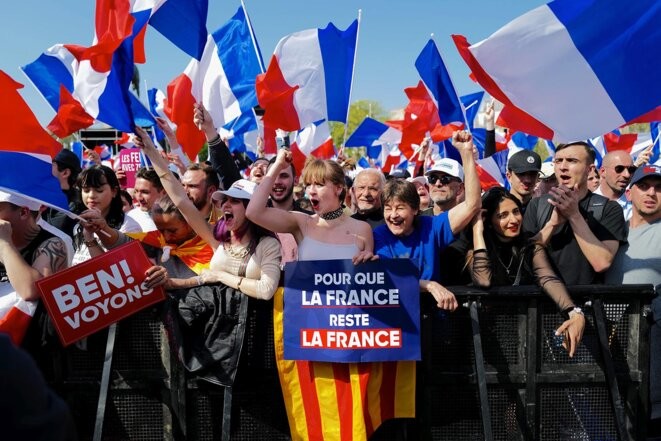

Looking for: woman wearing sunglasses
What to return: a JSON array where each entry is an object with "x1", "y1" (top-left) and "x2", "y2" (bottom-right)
[{"x1": 467, "y1": 187, "x2": 585, "y2": 357}]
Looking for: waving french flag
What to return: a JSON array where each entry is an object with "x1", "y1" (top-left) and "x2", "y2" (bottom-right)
[
  {"x1": 22, "y1": 40, "x2": 153, "y2": 137},
  {"x1": 290, "y1": 120, "x2": 335, "y2": 173},
  {"x1": 256, "y1": 19, "x2": 358, "y2": 132},
  {"x1": 415, "y1": 39, "x2": 466, "y2": 136},
  {"x1": 454, "y1": 0, "x2": 661, "y2": 141},
  {"x1": 0, "y1": 71, "x2": 69, "y2": 213},
  {"x1": 477, "y1": 149, "x2": 509, "y2": 191},
  {"x1": 345, "y1": 117, "x2": 402, "y2": 149},
  {"x1": 165, "y1": 6, "x2": 264, "y2": 160}
]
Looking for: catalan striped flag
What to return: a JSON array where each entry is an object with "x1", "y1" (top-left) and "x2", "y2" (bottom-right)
[
  {"x1": 273, "y1": 287, "x2": 415, "y2": 440},
  {"x1": 126, "y1": 231, "x2": 213, "y2": 274}
]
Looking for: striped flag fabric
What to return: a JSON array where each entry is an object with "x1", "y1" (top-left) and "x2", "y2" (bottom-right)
[
  {"x1": 454, "y1": 0, "x2": 661, "y2": 141},
  {"x1": 272, "y1": 287, "x2": 415, "y2": 441},
  {"x1": 345, "y1": 117, "x2": 402, "y2": 150},
  {"x1": 290, "y1": 120, "x2": 335, "y2": 173},
  {"x1": 476, "y1": 149, "x2": 509, "y2": 191},
  {"x1": 415, "y1": 39, "x2": 466, "y2": 139},
  {"x1": 256, "y1": 19, "x2": 358, "y2": 132},
  {"x1": 165, "y1": 6, "x2": 264, "y2": 160}
]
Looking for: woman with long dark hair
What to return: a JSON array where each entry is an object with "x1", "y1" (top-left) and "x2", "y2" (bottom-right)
[
  {"x1": 72, "y1": 165, "x2": 141, "y2": 265},
  {"x1": 468, "y1": 187, "x2": 585, "y2": 356}
]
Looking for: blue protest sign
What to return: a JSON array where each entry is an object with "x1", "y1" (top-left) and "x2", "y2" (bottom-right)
[{"x1": 283, "y1": 259, "x2": 420, "y2": 362}]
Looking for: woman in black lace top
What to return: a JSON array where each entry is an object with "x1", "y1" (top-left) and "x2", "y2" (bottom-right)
[{"x1": 467, "y1": 187, "x2": 585, "y2": 357}]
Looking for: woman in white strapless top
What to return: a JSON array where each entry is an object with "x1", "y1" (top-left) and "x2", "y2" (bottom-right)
[{"x1": 246, "y1": 149, "x2": 373, "y2": 263}]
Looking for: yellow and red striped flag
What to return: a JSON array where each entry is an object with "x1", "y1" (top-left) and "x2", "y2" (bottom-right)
[
  {"x1": 273, "y1": 287, "x2": 416, "y2": 440},
  {"x1": 126, "y1": 231, "x2": 213, "y2": 275}
]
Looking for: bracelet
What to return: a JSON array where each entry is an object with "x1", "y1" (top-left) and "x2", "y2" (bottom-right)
[
  {"x1": 473, "y1": 248, "x2": 488, "y2": 254},
  {"x1": 157, "y1": 170, "x2": 171, "y2": 179},
  {"x1": 208, "y1": 134, "x2": 222, "y2": 146},
  {"x1": 83, "y1": 238, "x2": 100, "y2": 248},
  {"x1": 562, "y1": 306, "x2": 584, "y2": 317}
]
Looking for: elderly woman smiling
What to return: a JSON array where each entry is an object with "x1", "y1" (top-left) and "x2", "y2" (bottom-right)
[{"x1": 373, "y1": 131, "x2": 481, "y2": 310}]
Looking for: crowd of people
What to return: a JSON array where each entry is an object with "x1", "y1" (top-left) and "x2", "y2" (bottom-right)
[{"x1": 1, "y1": 103, "x2": 660, "y2": 438}]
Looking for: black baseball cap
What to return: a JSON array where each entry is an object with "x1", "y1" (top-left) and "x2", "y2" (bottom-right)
[
  {"x1": 508, "y1": 150, "x2": 541, "y2": 174},
  {"x1": 54, "y1": 148, "x2": 82, "y2": 173}
]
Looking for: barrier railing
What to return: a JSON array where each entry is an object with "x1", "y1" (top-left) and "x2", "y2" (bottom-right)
[{"x1": 42, "y1": 284, "x2": 654, "y2": 440}]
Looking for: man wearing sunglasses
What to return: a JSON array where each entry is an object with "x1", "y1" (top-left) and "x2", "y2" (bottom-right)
[
  {"x1": 423, "y1": 158, "x2": 464, "y2": 216},
  {"x1": 595, "y1": 150, "x2": 636, "y2": 220}
]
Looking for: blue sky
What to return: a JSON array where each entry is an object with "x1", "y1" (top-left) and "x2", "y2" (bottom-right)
[{"x1": 0, "y1": 0, "x2": 547, "y2": 126}]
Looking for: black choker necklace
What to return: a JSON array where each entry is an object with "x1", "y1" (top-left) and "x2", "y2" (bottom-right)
[{"x1": 320, "y1": 206, "x2": 344, "y2": 220}]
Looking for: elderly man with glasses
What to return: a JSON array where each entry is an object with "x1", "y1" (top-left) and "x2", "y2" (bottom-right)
[{"x1": 422, "y1": 158, "x2": 465, "y2": 216}]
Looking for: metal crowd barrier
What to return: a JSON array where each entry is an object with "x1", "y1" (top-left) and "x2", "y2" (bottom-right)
[{"x1": 41, "y1": 284, "x2": 654, "y2": 440}]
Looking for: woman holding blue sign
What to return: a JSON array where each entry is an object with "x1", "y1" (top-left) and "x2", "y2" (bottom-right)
[{"x1": 373, "y1": 131, "x2": 482, "y2": 311}]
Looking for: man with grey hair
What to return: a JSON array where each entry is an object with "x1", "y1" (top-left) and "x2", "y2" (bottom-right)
[
  {"x1": 351, "y1": 168, "x2": 387, "y2": 229},
  {"x1": 423, "y1": 158, "x2": 465, "y2": 216}
]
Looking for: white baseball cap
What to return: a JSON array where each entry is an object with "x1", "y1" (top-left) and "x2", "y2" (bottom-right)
[
  {"x1": 426, "y1": 158, "x2": 464, "y2": 182},
  {"x1": 212, "y1": 179, "x2": 257, "y2": 201},
  {"x1": 0, "y1": 190, "x2": 42, "y2": 211}
]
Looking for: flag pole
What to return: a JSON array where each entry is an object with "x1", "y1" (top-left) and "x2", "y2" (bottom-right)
[
  {"x1": 241, "y1": 0, "x2": 265, "y2": 74},
  {"x1": 340, "y1": 9, "x2": 362, "y2": 154}
]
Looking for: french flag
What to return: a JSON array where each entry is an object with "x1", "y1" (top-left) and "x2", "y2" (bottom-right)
[
  {"x1": 415, "y1": 39, "x2": 466, "y2": 139},
  {"x1": 453, "y1": 0, "x2": 661, "y2": 141},
  {"x1": 97, "y1": 0, "x2": 208, "y2": 62},
  {"x1": 477, "y1": 149, "x2": 509, "y2": 191},
  {"x1": 650, "y1": 123, "x2": 661, "y2": 165},
  {"x1": 0, "y1": 71, "x2": 69, "y2": 211},
  {"x1": 22, "y1": 41, "x2": 154, "y2": 137},
  {"x1": 589, "y1": 130, "x2": 641, "y2": 167},
  {"x1": 165, "y1": 6, "x2": 264, "y2": 161},
  {"x1": 461, "y1": 91, "x2": 486, "y2": 152},
  {"x1": 290, "y1": 120, "x2": 336, "y2": 173},
  {"x1": 256, "y1": 19, "x2": 358, "y2": 132},
  {"x1": 0, "y1": 73, "x2": 70, "y2": 342},
  {"x1": 345, "y1": 117, "x2": 402, "y2": 153}
]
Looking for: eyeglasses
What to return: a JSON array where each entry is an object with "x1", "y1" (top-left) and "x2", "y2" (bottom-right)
[
  {"x1": 613, "y1": 165, "x2": 637, "y2": 174},
  {"x1": 428, "y1": 174, "x2": 458, "y2": 186}
]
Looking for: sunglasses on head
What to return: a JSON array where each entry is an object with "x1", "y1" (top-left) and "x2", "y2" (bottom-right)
[
  {"x1": 428, "y1": 174, "x2": 458, "y2": 185},
  {"x1": 614, "y1": 165, "x2": 637, "y2": 174}
]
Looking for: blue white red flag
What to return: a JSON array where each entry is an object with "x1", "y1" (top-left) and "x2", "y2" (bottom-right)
[
  {"x1": 476, "y1": 149, "x2": 509, "y2": 191},
  {"x1": 290, "y1": 120, "x2": 335, "y2": 173},
  {"x1": 345, "y1": 117, "x2": 402, "y2": 149},
  {"x1": 461, "y1": 91, "x2": 486, "y2": 153},
  {"x1": 415, "y1": 39, "x2": 466, "y2": 131},
  {"x1": 454, "y1": 0, "x2": 661, "y2": 141},
  {"x1": 147, "y1": 0, "x2": 208, "y2": 60},
  {"x1": 508, "y1": 133, "x2": 538, "y2": 151},
  {"x1": 650, "y1": 123, "x2": 661, "y2": 165},
  {"x1": 256, "y1": 19, "x2": 358, "y2": 132},
  {"x1": 165, "y1": 6, "x2": 264, "y2": 160},
  {"x1": 0, "y1": 71, "x2": 69, "y2": 212},
  {"x1": 22, "y1": 41, "x2": 153, "y2": 137}
]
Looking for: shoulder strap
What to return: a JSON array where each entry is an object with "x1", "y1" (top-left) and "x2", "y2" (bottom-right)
[{"x1": 535, "y1": 195, "x2": 554, "y2": 230}]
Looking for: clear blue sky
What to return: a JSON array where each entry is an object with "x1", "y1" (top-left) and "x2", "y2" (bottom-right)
[{"x1": 0, "y1": 0, "x2": 547, "y2": 126}]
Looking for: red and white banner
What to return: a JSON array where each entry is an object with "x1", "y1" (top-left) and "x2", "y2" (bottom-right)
[{"x1": 36, "y1": 240, "x2": 165, "y2": 346}]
